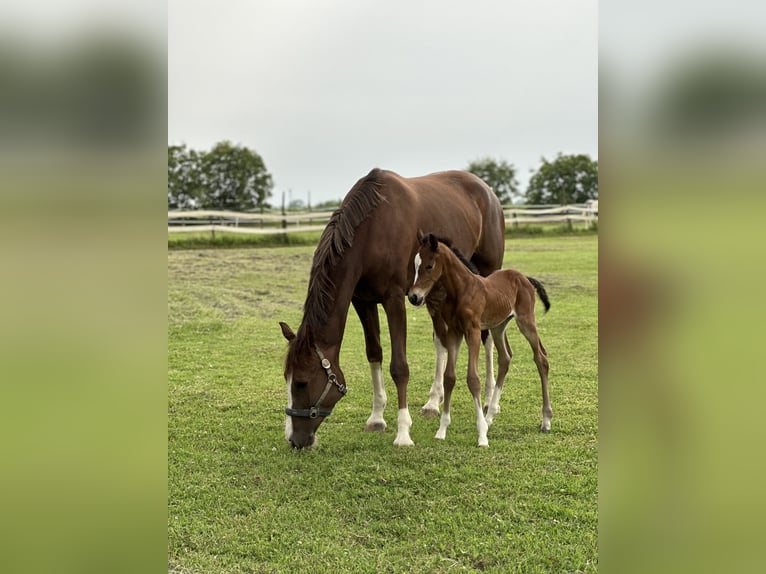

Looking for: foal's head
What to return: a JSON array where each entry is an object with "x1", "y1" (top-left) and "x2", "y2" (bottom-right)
[{"x1": 407, "y1": 232, "x2": 445, "y2": 307}]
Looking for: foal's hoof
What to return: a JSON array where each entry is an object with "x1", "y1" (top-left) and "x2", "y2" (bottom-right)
[
  {"x1": 420, "y1": 406, "x2": 440, "y2": 418},
  {"x1": 540, "y1": 421, "x2": 551, "y2": 433},
  {"x1": 365, "y1": 421, "x2": 387, "y2": 432}
]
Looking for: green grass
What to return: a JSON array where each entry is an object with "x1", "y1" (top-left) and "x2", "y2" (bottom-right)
[{"x1": 168, "y1": 235, "x2": 598, "y2": 573}]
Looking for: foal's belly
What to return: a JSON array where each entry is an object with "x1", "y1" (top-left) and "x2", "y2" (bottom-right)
[{"x1": 480, "y1": 309, "x2": 515, "y2": 331}]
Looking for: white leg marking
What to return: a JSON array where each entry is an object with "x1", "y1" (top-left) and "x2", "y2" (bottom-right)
[
  {"x1": 541, "y1": 409, "x2": 552, "y2": 432},
  {"x1": 485, "y1": 385, "x2": 503, "y2": 427},
  {"x1": 435, "y1": 409, "x2": 451, "y2": 440},
  {"x1": 284, "y1": 373, "x2": 293, "y2": 442},
  {"x1": 365, "y1": 362, "x2": 388, "y2": 432},
  {"x1": 393, "y1": 408, "x2": 415, "y2": 446},
  {"x1": 421, "y1": 334, "x2": 446, "y2": 416},
  {"x1": 475, "y1": 396, "x2": 489, "y2": 447}
]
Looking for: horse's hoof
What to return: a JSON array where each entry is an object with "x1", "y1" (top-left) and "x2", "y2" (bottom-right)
[
  {"x1": 364, "y1": 421, "x2": 387, "y2": 432},
  {"x1": 420, "y1": 406, "x2": 440, "y2": 418},
  {"x1": 478, "y1": 442, "x2": 489, "y2": 448},
  {"x1": 540, "y1": 422, "x2": 551, "y2": 432},
  {"x1": 393, "y1": 438, "x2": 415, "y2": 447}
]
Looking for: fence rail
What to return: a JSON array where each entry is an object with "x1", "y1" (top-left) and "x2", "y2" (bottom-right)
[{"x1": 168, "y1": 203, "x2": 597, "y2": 235}]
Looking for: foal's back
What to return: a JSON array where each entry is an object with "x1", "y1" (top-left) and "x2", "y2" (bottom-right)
[{"x1": 480, "y1": 269, "x2": 537, "y2": 327}]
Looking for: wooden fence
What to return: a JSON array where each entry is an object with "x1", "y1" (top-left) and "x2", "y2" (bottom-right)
[{"x1": 168, "y1": 203, "x2": 597, "y2": 235}]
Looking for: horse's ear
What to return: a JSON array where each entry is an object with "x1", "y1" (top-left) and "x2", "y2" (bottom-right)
[
  {"x1": 428, "y1": 233, "x2": 438, "y2": 251},
  {"x1": 417, "y1": 229, "x2": 425, "y2": 243},
  {"x1": 279, "y1": 322, "x2": 296, "y2": 342}
]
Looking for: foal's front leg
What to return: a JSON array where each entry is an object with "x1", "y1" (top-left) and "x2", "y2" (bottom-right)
[
  {"x1": 421, "y1": 331, "x2": 447, "y2": 418},
  {"x1": 466, "y1": 328, "x2": 490, "y2": 447},
  {"x1": 435, "y1": 334, "x2": 460, "y2": 441}
]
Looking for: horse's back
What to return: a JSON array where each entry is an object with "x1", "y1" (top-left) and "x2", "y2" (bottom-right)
[
  {"x1": 377, "y1": 169, "x2": 504, "y2": 255},
  {"x1": 348, "y1": 168, "x2": 505, "y2": 298}
]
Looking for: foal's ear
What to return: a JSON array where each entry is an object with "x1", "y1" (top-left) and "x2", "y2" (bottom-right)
[
  {"x1": 428, "y1": 233, "x2": 438, "y2": 251},
  {"x1": 279, "y1": 321, "x2": 296, "y2": 341},
  {"x1": 417, "y1": 228, "x2": 426, "y2": 243}
]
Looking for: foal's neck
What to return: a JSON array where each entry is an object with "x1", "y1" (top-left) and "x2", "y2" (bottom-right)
[{"x1": 439, "y1": 244, "x2": 481, "y2": 299}]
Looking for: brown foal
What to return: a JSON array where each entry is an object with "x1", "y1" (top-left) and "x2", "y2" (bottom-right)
[{"x1": 407, "y1": 232, "x2": 552, "y2": 447}]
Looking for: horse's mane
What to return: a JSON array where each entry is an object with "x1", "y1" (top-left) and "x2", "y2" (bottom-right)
[
  {"x1": 302, "y1": 168, "x2": 386, "y2": 332},
  {"x1": 432, "y1": 235, "x2": 480, "y2": 275}
]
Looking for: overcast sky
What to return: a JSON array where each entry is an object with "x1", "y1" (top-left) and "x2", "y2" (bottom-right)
[{"x1": 169, "y1": 0, "x2": 598, "y2": 204}]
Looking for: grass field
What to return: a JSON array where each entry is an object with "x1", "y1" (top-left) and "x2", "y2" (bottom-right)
[{"x1": 168, "y1": 234, "x2": 598, "y2": 573}]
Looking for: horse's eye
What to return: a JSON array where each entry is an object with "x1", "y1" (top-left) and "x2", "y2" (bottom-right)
[{"x1": 293, "y1": 381, "x2": 308, "y2": 390}]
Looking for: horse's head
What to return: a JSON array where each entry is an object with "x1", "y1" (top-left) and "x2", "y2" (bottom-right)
[
  {"x1": 279, "y1": 321, "x2": 348, "y2": 449},
  {"x1": 408, "y1": 231, "x2": 444, "y2": 307}
]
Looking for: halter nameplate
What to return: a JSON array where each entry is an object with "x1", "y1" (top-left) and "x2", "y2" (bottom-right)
[{"x1": 285, "y1": 345, "x2": 347, "y2": 419}]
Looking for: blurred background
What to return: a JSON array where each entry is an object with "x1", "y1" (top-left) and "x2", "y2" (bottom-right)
[
  {"x1": 600, "y1": 1, "x2": 766, "y2": 572},
  {"x1": 0, "y1": 2, "x2": 166, "y2": 574}
]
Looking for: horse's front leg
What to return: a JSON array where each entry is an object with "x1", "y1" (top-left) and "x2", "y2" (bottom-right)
[
  {"x1": 466, "y1": 327, "x2": 490, "y2": 447},
  {"x1": 352, "y1": 298, "x2": 387, "y2": 432},
  {"x1": 383, "y1": 294, "x2": 414, "y2": 446}
]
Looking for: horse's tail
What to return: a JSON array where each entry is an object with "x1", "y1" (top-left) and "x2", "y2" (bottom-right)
[{"x1": 527, "y1": 276, "x2": 551, "y2": 313}]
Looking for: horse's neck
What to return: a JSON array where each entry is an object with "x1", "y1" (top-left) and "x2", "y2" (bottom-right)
[{"x1": 304, "y1": 261, "x2": 360, "y2": 352}]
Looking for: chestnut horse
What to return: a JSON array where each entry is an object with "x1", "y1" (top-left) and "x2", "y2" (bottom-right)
[
  {"x1": 407, "y1": 232, "x2": 552, "y2": 447},
  {"x1": 279, "y1": 168, "x2": 505, "y2": 448}
]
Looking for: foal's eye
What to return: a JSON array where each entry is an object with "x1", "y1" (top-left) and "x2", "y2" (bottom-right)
[{"x1": 425, "y1": 264, "x2": 433, "y2": 270}]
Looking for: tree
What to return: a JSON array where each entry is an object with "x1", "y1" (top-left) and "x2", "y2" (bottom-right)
[
  {"x1": 168, "y1": 144, "x2": 204, "y2": 210},
  {"x1": 199, "y1": 141, "x2": 273, "y2": 211},
  {"x1": 466, "y1": 157, "x2": 520, "y2": 205},
  {"x1": 525, "y1": 153, "x2": 598, "y2": 205}
]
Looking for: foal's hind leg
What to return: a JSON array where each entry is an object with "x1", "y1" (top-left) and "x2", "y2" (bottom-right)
[
  {"x1": 516, "y1": 312, "x2": 552, "y2": 432},
  {"x1": 485, "y1": 319, "x2": 512, "y2": 427},
  {"x1": 482, "y1": 329, "x2": 496, "y2": 414}
]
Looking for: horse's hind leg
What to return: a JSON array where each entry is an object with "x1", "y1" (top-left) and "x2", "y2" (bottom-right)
[
  {"x1": 421, "y1": 330, "x2": 447, "y2": 418},
  {"x1": 352, "y1": 298, "x2": 387, "y2": 432},
  {"x1": 486, "y1": 319, "x2": 512, "y2": 427},
  {"x1": 516, "y1": 312, "x2": 552, "y2": 432}
]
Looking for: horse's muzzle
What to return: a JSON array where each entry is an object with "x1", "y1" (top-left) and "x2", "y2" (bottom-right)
[
  {"x1": 408, "y1": 293, "x2": 424, "y2": 306},
  {"x1": 289, "y1": 432, "x2": 316, "y2": 449}
]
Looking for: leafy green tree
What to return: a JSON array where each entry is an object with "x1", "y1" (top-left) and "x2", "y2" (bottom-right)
[
  {"x1": 525, "y1": 153, "x2": 598, "y2": 205},
  {"x1": 168, "y1": 144, "x2": 204, "y2": 209},
  {"x1": 200, "y1": 141, "x2": 273, "y2": 211},
  {"x1": 466, "y1": 157, "x2": 519, "y2": 205}
]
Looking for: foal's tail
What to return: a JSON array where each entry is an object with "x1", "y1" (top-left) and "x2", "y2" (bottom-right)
[{"x1": 527, "y1": 276, "x2": 551, "y2": 313}]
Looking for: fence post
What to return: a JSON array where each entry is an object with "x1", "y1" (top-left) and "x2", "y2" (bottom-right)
[{"x1": 281, "y1": 191, "x2": 287, "y2": 230}]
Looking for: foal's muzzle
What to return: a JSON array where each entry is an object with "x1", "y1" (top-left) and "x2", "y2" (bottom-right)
[{"x1": 408, "y1": 293, "x2": 424, "y2": 306}]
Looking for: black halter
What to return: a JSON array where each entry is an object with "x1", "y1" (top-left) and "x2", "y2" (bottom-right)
[{"x1": 285, "y1": 346, "x2": 347, "y2": 419}]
